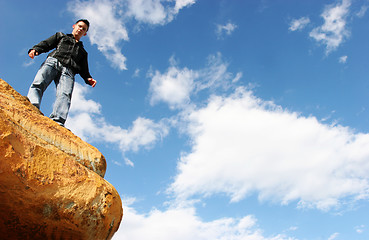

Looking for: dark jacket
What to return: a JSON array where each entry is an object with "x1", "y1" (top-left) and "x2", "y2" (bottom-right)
[{"x1": 29, "y1": 32, "x2": 92, "y2": 84}]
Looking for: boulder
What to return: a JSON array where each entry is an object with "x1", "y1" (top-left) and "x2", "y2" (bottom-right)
[{"x1": 0, "y1": 78, "x2": 123, "y2": 240}]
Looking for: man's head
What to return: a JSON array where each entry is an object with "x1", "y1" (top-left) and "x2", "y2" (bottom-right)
[
  {"x1": 76, "y1": 19, "x2": 89, "y2": 31},
  {"x1": 72, "y1": 19, "x2": 90, "y2": 41}
]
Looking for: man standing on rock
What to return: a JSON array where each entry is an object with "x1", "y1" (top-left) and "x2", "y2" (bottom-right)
[{"x1": 27, "y1": 19, "x2": 96, "y2": 127}]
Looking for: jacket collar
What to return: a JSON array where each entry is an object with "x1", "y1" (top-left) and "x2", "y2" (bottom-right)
[{"x1": 67, "y1": 33, "x2": 84, "y2": 45}]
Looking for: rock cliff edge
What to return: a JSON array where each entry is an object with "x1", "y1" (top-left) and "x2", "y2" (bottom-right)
[{"x1": 0, "y1": 78, "x2": 123, "y2": 240}]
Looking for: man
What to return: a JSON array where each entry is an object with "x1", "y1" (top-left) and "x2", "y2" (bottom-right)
[{"x1": 27, "y1": 19, "x2": 97, "y2": 127}]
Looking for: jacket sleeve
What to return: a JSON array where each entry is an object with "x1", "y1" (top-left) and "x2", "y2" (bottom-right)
[
  {"x1": 28, "y1": 32, "x2": 62, "y2": 54},
  {"x1": 79, "y1": 53, "x2": 93, "y2": 85}
]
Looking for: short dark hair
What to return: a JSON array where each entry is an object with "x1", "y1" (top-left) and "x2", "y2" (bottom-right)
[{"x1": 76, "y1": 19, "x2": 90, "y2": 31}]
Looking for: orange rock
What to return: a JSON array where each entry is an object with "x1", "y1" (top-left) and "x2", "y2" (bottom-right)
[{"x1": 0, "y1": 78, "x2": 123, "y2": 239}]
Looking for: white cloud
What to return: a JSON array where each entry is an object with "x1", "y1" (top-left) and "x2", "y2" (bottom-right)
[
  {"x1": 149, "y1": 53, "x2": 238, "y2": 109},
  {"x1": 173, "y1": 0, "x2": 196, "y2": 14},
  {"x1": 23, "y1": 60, "x2": 35, "y2": 67},
  {"x1": 68, "y1": 0, "x2": 129, "y2": 70},
  {"x1": 309, "y1": 0, "x2": 351, "y2": 54},
  {"x1": 66, "y1": 83, "x2": 170, "y2": 165},
  {"x1": 112, "y1": 204, "x2": 294, "y2": 240},
  {"x1": 169, "y1": 86, "x2": 369, "y2": 210},
  {"x1": 68, "y1": 84, "x2": 101, "y2": 114},
  {"x1": 196, "y1": 53, "x2": 233, "y2": 91},
  {"x1": 68, "y1": 0, "x2": 197, "y2": 70},
  {"x1": 339, "y1": 55, "x2": 348, "y2": 63},
  {"x1": 356, "y1": 5, "x2": 368, "y2": 18},
  {"x1": 355, "y1": 224, "x2": 365, "y2": 233},
  {"x1": 133, "y1": 68, "x2": 141, "y2": 78},
  {"x1": 196, "y1": 52, "x2": 236, "y2": 91},
  {"x1": 216, "y1": 22, "x2": 238, "y2": 39},
  {"x1": 287, "y1": 226, "x2": 298, "y2": 232},
  {"x1": 124, "y1": 0, "x2": 168, "y2": 25},
  {"x1": 125, "y1": 0, "x2": 196, "y2": 24},
  {"x1": 328, "y1": 232, "x2": 339, "y2": 240},
  {"x1": 149, "y1": 64, "x2": 198, "y2": 109},
  {"x1": 119, "y1": 117, "x2": 170, "y2": 152},
  {"x1": 232, "y1": 72, "x2": 243, "y2": 83},
  {"x1": 289, "y1": 17, "x2": 310, "y2": 31}
]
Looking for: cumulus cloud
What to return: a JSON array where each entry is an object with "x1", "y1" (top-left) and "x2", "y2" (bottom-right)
[
  {"x1": 149, "y1": 62, "x2": 198, "y2": 109},
  {"x1": 173, "y1": 0, "x2": 196, "y2": 14},
  {"x1": 66, "y1": 83, "x2": 170, "y2": 165},
  {"x1": 125, "y1": 0, "x2": 195, "y2": 24},
  {"x1": 149, "y1": 53, "x2": 241, "y2": 109},
  {"x1": 68, "y1": 0, "x2": 129, "y2": 70},
  {"x1": 124, "y1": 0, "x2": 168, "y2": 25},
  {"x1": 68, "y1": 0, "x2": 197, "y2": 70},
  {"x1": 112, "y1": 204, "x2": 293, "y2": 240},
  {"x1": 169, "y1": 86, "x2": 369, "y2": 210},
  {"x1": 216, "y1": 22, "x2": 238, "y2": 39},
  {"x1": 289, "y1": 17, "x2": 310, "y2": 31},
  {"x1": 309, "y1": 0, "x2": 351, "y2": 54}
]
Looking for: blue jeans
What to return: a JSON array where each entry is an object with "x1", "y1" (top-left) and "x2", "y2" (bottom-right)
[{"x1": 27, "y1": 57, "x2": 75, "y2": 126}]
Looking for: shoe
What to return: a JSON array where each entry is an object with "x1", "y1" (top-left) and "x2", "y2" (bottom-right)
[{"x1": 52, "y1": 119, "x2": 71, "y2": 131}]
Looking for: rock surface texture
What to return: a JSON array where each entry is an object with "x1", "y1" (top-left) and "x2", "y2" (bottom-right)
[{"x1": 0, "y1": 78, "x2": 123, "y2": 240}]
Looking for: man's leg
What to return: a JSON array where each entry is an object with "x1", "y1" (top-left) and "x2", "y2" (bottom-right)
[
  {"x1": 27, "y1": 57, "x2": 60, "y2": 109},
  {"x1": 49, "y1": 68, "x2": 75, "y2": 126}
]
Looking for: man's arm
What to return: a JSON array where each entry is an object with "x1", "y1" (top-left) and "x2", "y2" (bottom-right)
[
  {"x1": 28, "y1": 32, "x2": 62, "y2": 58},
  {"x1": 79, "y1": 51, "x2": 96, "y2": 87}
]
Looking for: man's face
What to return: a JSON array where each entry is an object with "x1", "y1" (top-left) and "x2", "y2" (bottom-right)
[{"x1": 72, "y1": 21, "x2": 88, "y2": 40}]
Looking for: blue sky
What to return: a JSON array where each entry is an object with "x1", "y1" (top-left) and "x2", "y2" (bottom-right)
[{"x1": 1, "y1": 0, "x2": 369, "y2": 239}]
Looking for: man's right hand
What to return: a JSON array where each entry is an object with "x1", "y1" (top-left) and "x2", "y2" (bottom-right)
[
  {"x1": 87, "y1": 78, "x2": 97, "y2": 87},
  {"x1": 29, "y1": 49, "x2": 39, "y2": 59}
]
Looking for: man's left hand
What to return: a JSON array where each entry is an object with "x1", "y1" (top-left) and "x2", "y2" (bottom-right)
[{"x1": 88, "y1": 78, "x2": 97, "y2": 87}]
